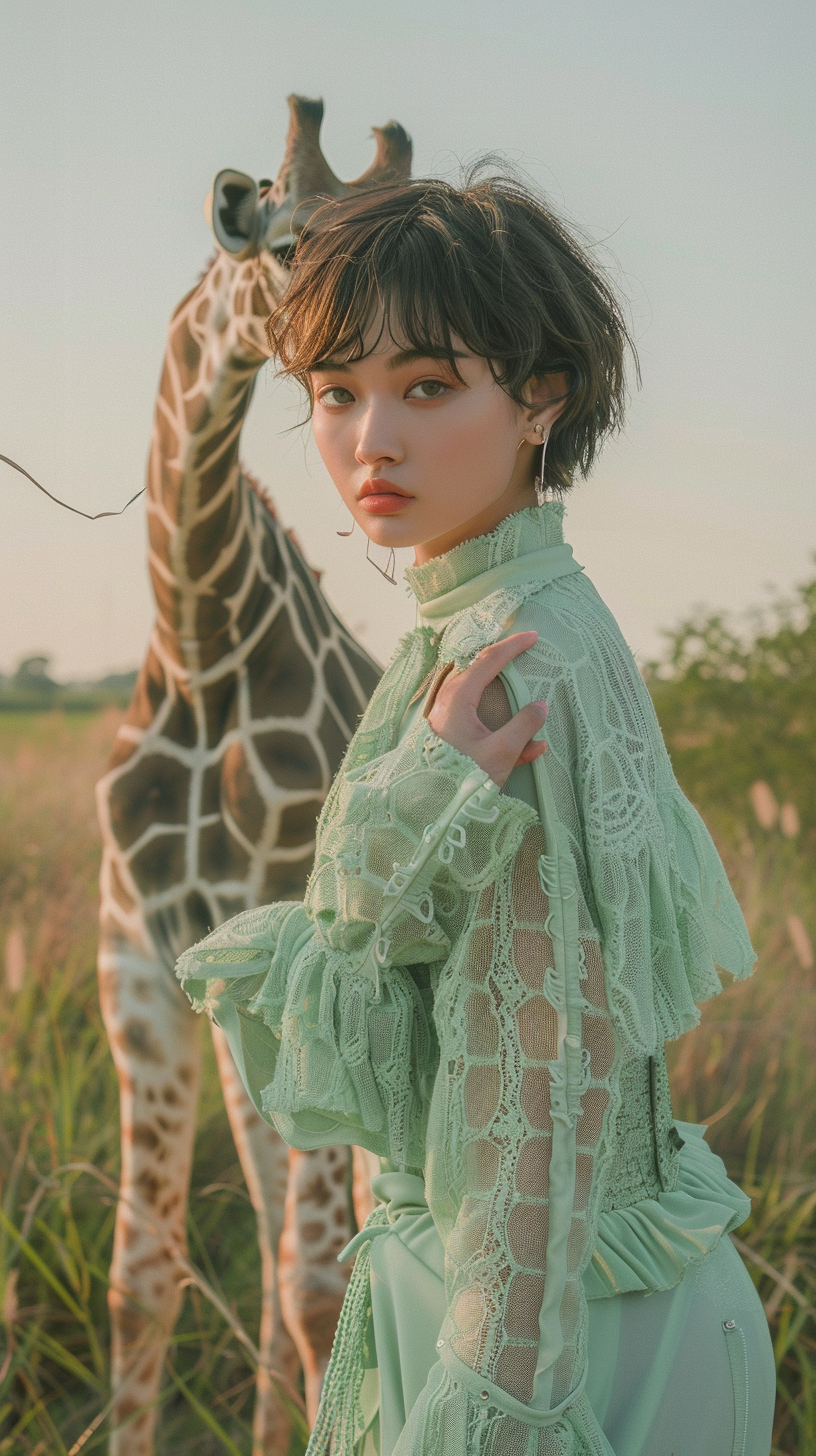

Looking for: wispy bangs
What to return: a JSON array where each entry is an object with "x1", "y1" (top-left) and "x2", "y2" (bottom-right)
[{"x1": 266, "y1": 168, "x2": 636, "y2": 493}]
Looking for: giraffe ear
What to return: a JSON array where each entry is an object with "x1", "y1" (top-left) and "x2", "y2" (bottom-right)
[{"x1": 211, "y1": 169, "x2": 259, "y2": 254}]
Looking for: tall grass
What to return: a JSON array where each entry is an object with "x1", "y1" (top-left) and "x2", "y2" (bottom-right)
[
  {"x1": 650, "y1": 574, "x2": 816, "y2": 1454},
  {"x1": 0, "y1": 714, "x2": 271, "y2": 1453},
  {"x1": 1, "y1": 577, "x2": 814, "y2": 1453}
]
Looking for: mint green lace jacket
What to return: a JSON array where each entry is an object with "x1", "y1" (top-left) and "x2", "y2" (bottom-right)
[{"x1": 176, "y1": 504, "x2": 756, "y2": 1456}]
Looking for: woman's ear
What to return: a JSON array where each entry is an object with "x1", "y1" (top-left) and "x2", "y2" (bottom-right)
[{"x1": 523, "y1": 371, "x2": 572, "y2": 438}]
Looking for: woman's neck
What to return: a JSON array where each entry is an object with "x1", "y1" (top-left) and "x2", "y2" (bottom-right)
[{"x1": 412, "y1": 476, "x2": 538, "y2": 566}]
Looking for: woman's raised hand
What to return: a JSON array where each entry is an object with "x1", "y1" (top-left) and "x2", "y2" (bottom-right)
[{"x1": 426, "y1": 632, "x2": 548, "y2": 789}]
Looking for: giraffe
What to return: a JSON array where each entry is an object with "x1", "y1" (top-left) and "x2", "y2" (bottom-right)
[{"x1": 95, "y1": 95, "x2": 411, "y2": 1455}]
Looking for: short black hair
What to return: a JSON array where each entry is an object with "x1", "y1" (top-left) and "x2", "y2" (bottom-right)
[{"x1": 267, "y1": 165, "x2": 637, "y2": 493}]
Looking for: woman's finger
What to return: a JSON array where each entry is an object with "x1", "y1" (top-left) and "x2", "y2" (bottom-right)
[
  {"x1": 441, "y1": 632, "x2": 539, "y2": 706},
  {"x1": 515, "y1": 737, "x2": 548, "y2": 766},
  {"x1": 483, "y1": 701, "x2": 548, "y2": 771}
]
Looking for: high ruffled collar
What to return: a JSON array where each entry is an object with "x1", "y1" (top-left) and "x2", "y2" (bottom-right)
[
  {"x1": 405, "y1": 504, "x2": 566, "y2": 604},
  {"x1": 405, "y1": 504, "x2": 580, "y2": 628}
]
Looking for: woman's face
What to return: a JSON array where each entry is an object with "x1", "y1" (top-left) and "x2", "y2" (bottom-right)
[{"x1": 309, "y1": 317, "x2": 568, "y2": 564}]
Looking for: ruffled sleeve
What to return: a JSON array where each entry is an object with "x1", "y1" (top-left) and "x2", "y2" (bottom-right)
[
  {"x1": 385, "y1": 817, "x2": 619, "y2": 1456},
  {"x1": 502, "y1": 573, "x2": 757, "y2": 1055},
  {"x1": 585, "y1": 1121, "x2": 751, "y2": 1300},
  {"x1": 176, "y1": 716, "x2": 537, "y2": 1166}
]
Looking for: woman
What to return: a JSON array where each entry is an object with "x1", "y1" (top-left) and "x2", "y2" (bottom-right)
[{"x1": 176, "y1": 172, "x2": 776, "y2": 1456}]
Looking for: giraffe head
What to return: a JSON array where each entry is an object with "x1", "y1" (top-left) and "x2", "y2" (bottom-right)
[{"x1": 208, "y1": 94, "x2": 412, "y2": 261}]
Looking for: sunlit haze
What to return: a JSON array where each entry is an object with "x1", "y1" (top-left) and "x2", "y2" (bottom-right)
[{"x1": 1, "y1": 0, "x2": 813, "y2": 678}]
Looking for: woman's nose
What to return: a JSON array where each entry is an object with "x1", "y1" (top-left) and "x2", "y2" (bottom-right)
[{"x1": 354, "y1": 406, "x2": 403, "y2": 467}]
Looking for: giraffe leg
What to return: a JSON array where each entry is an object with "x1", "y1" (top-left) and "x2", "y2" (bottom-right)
[
  {"x1": 98, "y1": 935, "x2": 201, "y2": 1456},
  {"x1": 210, "y1": 1023, "x2": 301, "y2": 1456},
  {"x1": 277, "y1": 1146, "x2": 354, "y2": 1422}
]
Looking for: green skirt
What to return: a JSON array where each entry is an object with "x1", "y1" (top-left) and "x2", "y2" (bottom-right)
[{"x1": 338, "y1": 1128, "x2": 775, "y2": 1456}]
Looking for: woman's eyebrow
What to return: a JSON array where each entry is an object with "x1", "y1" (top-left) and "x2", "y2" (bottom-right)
[
  {"x1": 385, "y1": 348, "x2": 468, "y2": 371},
  {"x1": 310, "y1": 348, "x2": 468, "y2": 374}
]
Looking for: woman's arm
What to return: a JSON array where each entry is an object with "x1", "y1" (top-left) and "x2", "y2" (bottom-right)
[
  {"x1": 176, "y1": 632, "x2": 543, "y2": 1164},
  {"x1": 389, "y1": 676, "x2": 618, "y2": 1456}
]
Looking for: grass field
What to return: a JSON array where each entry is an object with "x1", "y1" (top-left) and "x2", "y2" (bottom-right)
[{"x1": 1, "y1": 580, "x2": 815, "y2": 1453}]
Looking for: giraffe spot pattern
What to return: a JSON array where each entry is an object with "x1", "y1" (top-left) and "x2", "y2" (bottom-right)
[
  {"x1": 199, "y1": 821, "x2": 251, "y2": 882},
  {"x1": 186, "y1": 486, "x2": 240, "y2": 572},
  {"x1": 134, "y1": 1170, "x2": 167, "y2": 1206},
  {"x1": 109, "y1": 754, "x2": 191, "y2": 850},
  {"x1": 301, "y1": 1174, "x2": 333, "y2": 1210},
  {"x1": 221, "y1": 740, "x2": 267, "y2": 839},
  {"x1": 260, "y1": 519, "x2": 287, "y2": 585},
  {"x1": 322, "y1": 649, "x2": 367, "y2": 737},
  {"x1": 202, "y1": 677, "x2": 238, "y2": 749},
  {"x1": 132, "y1": 1124, "x2": 162, "y2": 1153},
  {"x1": 211, "y1": 530, "x2": 252, "y2": 603},
  {"x1": 318, "y1": 704, "x2": 350, "y2": 773},
  {"x1": 120, "y1": 1019, "x2": 166, "y2": 1066},
  {"x1": 130, "y1": 833, "x2": 187, "y2": 896},
  {"x1": 300, "y1": 1220, "x2": 330, "y2": 1245},
  {"x1": 184, "y1": 890, "x2": 212, "y2": 944},
  {"x1": 107, "y1": 858, "x2": 136, "y2": 914},
  {"x1": 278, "y1": 800, "x2": 323, "y2": 848},
  {"x1": 261, "y1": 856, "x2": 314, "y2": 904},
  {"x1": 235, "y1": 561, "x2": 279, "y2": 644},
  {"x1": 247, "y1": 608, "x2": 315, "y2": 719},
  {"x1": 254, "y1": 730, "x2": 323, "y2": 790},
  {"x1": 160, "y1": 690, "x2": 197, "y2": 750}
]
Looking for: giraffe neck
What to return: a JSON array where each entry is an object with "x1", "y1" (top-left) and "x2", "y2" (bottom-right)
[{"x1": 147, "y1": 248, "x2": 288, "y2": 675}]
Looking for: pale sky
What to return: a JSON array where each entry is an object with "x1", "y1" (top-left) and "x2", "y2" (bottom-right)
[{"x1": 1, "y1": 0, "x2": 813, "y2": 678}]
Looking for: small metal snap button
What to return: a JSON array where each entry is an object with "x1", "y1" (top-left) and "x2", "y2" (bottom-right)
[
  {"x1": 480, "y1": 1390, "x2": 489, "y2": 1401},
  {"x1": 436, "y1": 1339, "x2": 445, "y2": 1348},
  {"x1": 723, "y1": 1319, "x2": 737, "y2": 1330}
]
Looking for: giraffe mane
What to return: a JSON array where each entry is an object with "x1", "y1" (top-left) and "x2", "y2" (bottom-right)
[
  {"x1": 242, "y1": 465, "x2": 323, "y2": 584},
  {"x1": 196, "y1": 248, "x2": 220, "y2": 286},
  {"x1": 242, "y1": 466, "x2": 280, "y2": 519}
]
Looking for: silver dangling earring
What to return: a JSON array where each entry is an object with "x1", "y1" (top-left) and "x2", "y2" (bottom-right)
[
  {"x1": 533, "y1": 423, "x2": 553, "y2": 506},
  {"x1": 366, "y1": 536, "x2": 397, "y2": 585},
  {"x1": 337, "y1": 516, "x2": 396, "y2": 584}
]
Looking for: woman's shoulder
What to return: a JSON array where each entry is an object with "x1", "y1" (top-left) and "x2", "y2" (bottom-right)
[{"x1": 511, "y1": 569, "x2": 641, "y2": 687}]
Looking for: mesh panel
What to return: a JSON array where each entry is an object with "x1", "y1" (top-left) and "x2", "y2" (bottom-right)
[
  {"x1": 520, "y1": 1068, "x2": 555, "y2": 1131},
  {"x1": 422, "y1": 819, "x2": 620, "y2": 1454},
  {"x1": 504, "y1": 1272, "x2": 546, "y2": 1340},
  {"x1": 463, "y1": 925, "x2": 495, "y2": 985},
  {"x1": 495, "y1": 1343, "x2": 538, "y2": 1402},
  {"x1": 464, "y1": 1138, "x2": 500, "y2": 1191},
  {"x1": 514, "y1": 1137, "x2": 551, "y2": 1198},
  {"x1": 517, "y1": 997, "x2": 558, "y2": 1060},
  {"x1": 466, "y1": 992, "x2": 501, "y2": 1057}
]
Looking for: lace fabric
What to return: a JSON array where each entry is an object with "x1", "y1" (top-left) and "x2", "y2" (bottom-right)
[
  {"x1": 411, "y1": 505, "x2": 757, "y2": 1055},
  {"x1": 177, "y1": 504, "x2": 756, "y2": 1456}
]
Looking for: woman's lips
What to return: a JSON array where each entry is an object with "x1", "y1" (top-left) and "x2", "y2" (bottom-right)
[{"x1": 357, "y1": 480, "x2": 414, "y2": 515}]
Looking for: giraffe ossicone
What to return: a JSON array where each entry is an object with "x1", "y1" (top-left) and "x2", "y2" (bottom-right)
[
  {"x1": 96, "y1": 95, "x2": 411, "y2": 1456},
  {"x1": 209, "y1": 94, "x2": 412, "y2": 258}
]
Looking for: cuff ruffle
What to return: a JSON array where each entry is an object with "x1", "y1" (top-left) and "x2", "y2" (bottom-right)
[
  {"x1": 584, "y1": 1121, "x2": 751, "y2": 1300},
  {"x1": 391, "y1": 1361, "x2": 614, "y2": 1456}
]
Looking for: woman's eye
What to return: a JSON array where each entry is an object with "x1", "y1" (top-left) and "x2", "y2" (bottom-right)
[
  {"x1": 318, "y1": 386, "x2": 355, "y2": 406},
  {"x1": 407, "y1": 378, "x2": 449, "y2": 400}
]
